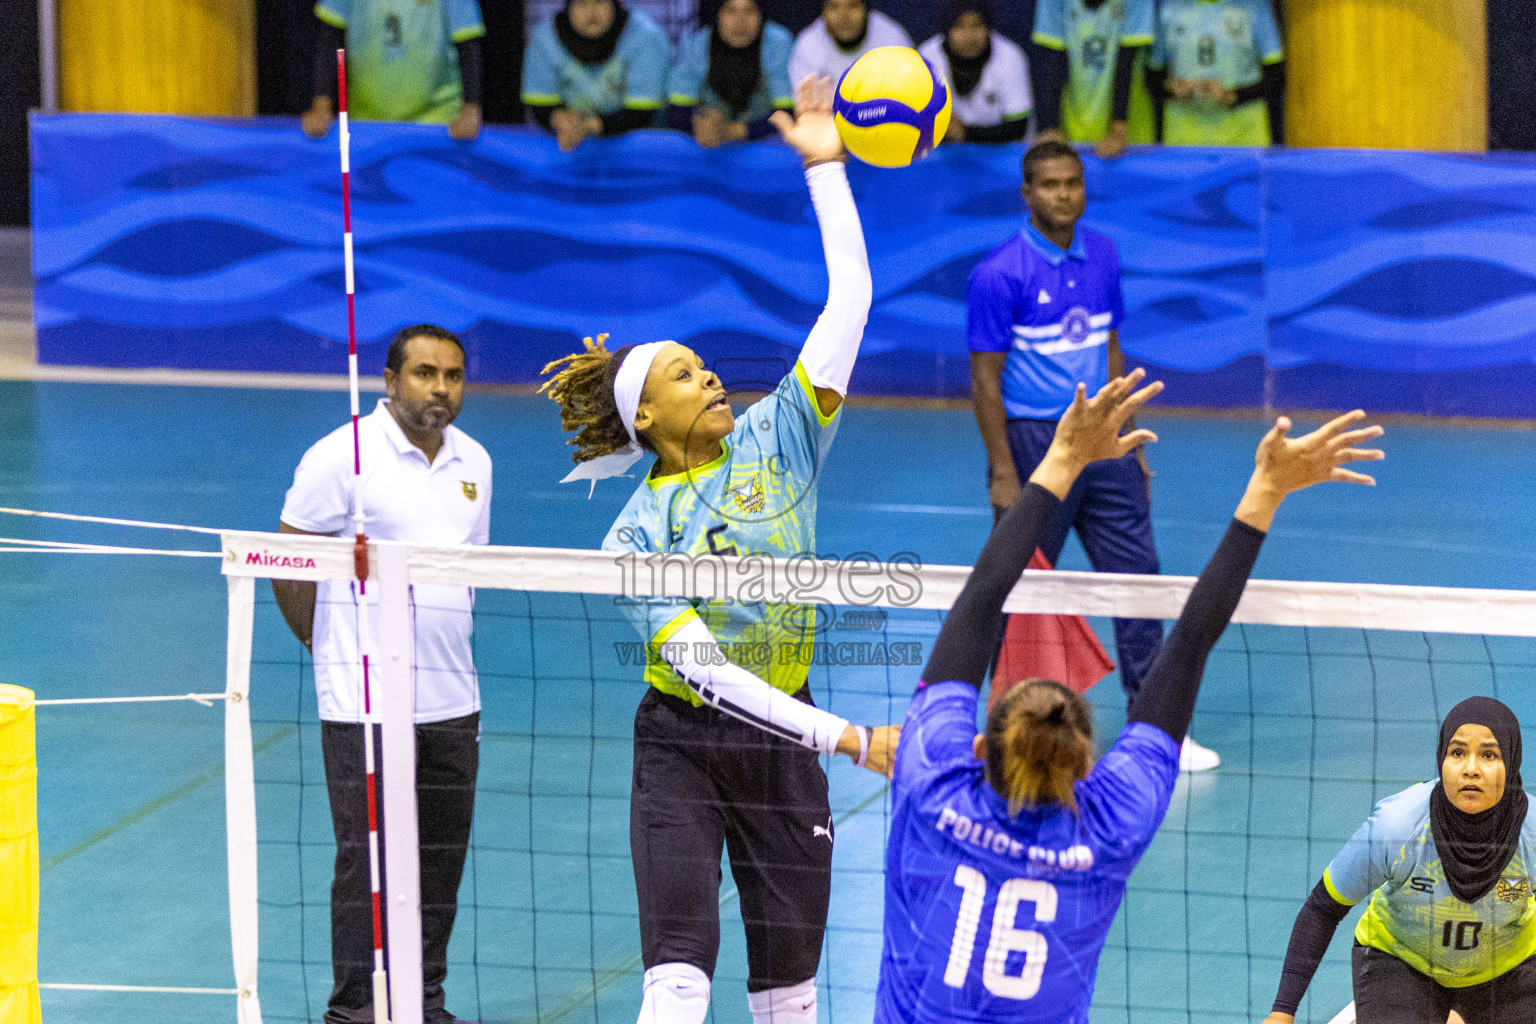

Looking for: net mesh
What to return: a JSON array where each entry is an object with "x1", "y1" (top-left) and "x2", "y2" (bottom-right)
[{"x1": 231, "y1": 539, "x2": 1536, "y2": 1024}]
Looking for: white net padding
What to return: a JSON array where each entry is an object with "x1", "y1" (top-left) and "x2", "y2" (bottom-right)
[{"x1": 221, "y1": 531, "x2": 1536, "y2": 1024}]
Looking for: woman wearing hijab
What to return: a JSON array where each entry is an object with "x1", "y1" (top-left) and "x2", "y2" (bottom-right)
[
  {"x1": 1264, "y1": 697, "x2": 1536, "y2": 1023},
  {"x1": 522, "y1": 0, "x2": 672, "y2": 151},
  {"x1": 918, "y1": 0, "x2": 1032, "y2": 145},
  {"x1": 668, "y1": 0, "x2": 795, "y2": 146}
]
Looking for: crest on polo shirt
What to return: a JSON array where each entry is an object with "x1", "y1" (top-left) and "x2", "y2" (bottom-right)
[
  {"x1": 462, "y1": 481, "x2": 478, "y2": 501},
  {"x1": 1061, "y1": 306, "x2": 1094, "y2": 346}
]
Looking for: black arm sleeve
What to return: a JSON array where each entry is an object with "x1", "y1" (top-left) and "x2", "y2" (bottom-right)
[
  {"x1": 665, "y1": 104, "x2": 695, "y2": 133},
  {"x1": 1233, "y1": 59, "x2": 1282, "y2": 109},
  {"x1": 963, "y1": 119, "x2": 1031, "y2": 144},
  {"x1": 921, "y1": 483, "x2": 1063, "y2": 690},
  {"x1": 455, "y1": 37, "x2": 483, "y2": 105},
  {"x1": 1271, "y1": 879, "x2": 1354, "y2": 1016},
  {"x1": 1126, "y1": 518, "x2": 1265, "y2": 743},
  {"x1": 528, "y1": 103, "x2": 559, "y2": 132},
  {"x1": 314, "y1": 21, "x2": 346, "y2": 100},
  {"x1": 1109, "y1": 44, "x2": 1143, "y2": 122},
  {"x1": 600, "y1": 108, "x2": 656, "y2": 136},
  {"x1": 1031, "y1": 46, "x2": 1067, "y2": 133}
]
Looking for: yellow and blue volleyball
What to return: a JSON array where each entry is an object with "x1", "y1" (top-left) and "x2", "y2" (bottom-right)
[{"x1": 833, "y1": 47, "x2": 952, "y2": 168}]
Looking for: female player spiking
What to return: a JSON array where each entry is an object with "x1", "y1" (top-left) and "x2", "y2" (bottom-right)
[
  {"x1": 1262, "y1": 696, "x2": 1536, "y2": 1023},
  {"x1": 873, "y1": 372, "x2": 1384, "y2": 1024},
  {"x1": 541, "y1": 75, "x2": 899, "y2": 1024}
]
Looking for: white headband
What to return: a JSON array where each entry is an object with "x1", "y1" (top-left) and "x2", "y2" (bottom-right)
[{"x1": 559, "y1": 340, "x2": 672, "y2": 496}]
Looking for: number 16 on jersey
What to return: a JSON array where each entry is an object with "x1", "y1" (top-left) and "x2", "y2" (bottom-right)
[{"x1": 944, "y1": 866, "x2": 1059, "y2": 1000}]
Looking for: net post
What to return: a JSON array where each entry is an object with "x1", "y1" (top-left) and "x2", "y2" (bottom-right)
[
  {"x1": 0, "y1": 684, "x2": 40, "y2": 1024},
  {"x1": 224, "y1": 575, "x2": 263, "y2": 1024},
  {"x1": 376, "y1": 543, "x2": 424, "y2": 1024}
]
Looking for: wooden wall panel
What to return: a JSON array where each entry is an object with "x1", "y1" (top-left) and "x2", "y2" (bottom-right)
[
  {"x1": 1285, "y1": 0, "x2": 1486, "y2": 151},
  {"x1": 59, "y1": 0, "x2": 255, "y2": 116}
]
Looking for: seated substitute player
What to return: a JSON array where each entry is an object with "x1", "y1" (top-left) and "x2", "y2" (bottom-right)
[
  {"x1": 918, "y1": 0, "x2": 1032, "y2": 146},
  {"x1": 1031, "y1": 0, "x2": 1156, "y2": 160},
  {"x1": 1262, "y1": 696, "x2": 1536, "y2": 1024},
  {"x1": 1149, "y1": 0, "x2": 1284, "y2": 147},
  {"x1": 523, "y1": 0, "x2": 672, "y2": 152},
  {"x1": 788, "y1": 0, "x2": 911, "y2": 88},
  {"x1": 540, "y1": 76, "x2": 898, "y2": 1024},
  {"x1": 667, "y1": 0, "x2": 795, "y2": 146},
  {"x1": 273, "y1": 325, "x2": 491, "y2": 1024},
  {"x1": 302, "y1": 0, "x2": 487, "y2": 141},
  {"x1": 873, "y1": 376, "x2": 1384, "y2": 1024}
]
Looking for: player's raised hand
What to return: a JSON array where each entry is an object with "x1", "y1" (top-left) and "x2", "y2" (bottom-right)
[
  {"x1": 1236, "y1": 410, "x2": 1384, "y2": 531},
  {"x1": 771, "y1": 75, "x2": 845, "y2": 167},
  {"x1": 1030, "y1": 371, "x2": 1162, "y2": 500}
]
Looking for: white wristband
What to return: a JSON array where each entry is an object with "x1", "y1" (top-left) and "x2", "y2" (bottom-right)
[{"x1": 855, "y1": 725, "x2": 870, "y2": 768}]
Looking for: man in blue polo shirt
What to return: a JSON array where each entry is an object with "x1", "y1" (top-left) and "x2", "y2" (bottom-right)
[{"x1": 967, "y1": 139, "x2": 1218, "y2": 772}]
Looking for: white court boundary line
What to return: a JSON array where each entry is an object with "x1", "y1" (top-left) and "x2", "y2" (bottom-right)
[
  {"x1": 35, "y1": 693, "x2": 230, "y2": 706},
  {"x1": 41, "y1": 983, "x2": 240, "y2": 995}
]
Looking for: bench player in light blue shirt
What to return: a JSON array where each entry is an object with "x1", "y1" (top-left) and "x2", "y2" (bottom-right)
[
  {"x1": 667, "y1": 0, "x2": 795, "y2": 145},
  {"x1": 1151, "y1": 0, "x2": 1284, "y2": 146},
  {"x1": 1032, "y1": 0, "x2": 1156, "y2": 157},
  {"x1": 522, "y1": 0, "x2": 672, "y2": 150}
]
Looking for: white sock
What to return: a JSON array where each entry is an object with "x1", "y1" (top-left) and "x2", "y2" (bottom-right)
[
  {"x1": 638, "y1": 962, "x2": 711, "y2": 1024},
  {"x1": 747, "y1": 978, "x2": 817, "y2": 1024}
]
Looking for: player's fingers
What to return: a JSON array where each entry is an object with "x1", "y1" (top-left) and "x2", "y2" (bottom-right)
[
  {"x1": 814, "y1": 75, "x2": 834, "y2": 113},
  {"x1": 1334, "y1": 448, "x2": 1385, "y2": 465},
  {"x1": 768, "y1": 110, "x2": 794, "y2": 138},
  {"x1": 1266, "y1": 416, "x2": 1292, "y2": 442},
  {"x1": 1317, "y1": 408, "x2": 1368, "y2": 439},
  {"x1": 1327, "y1": 425, "x2": 1385, "y2": 451},
  {"x1": 1120, "y1": 379, "x2": 1164, "y2": 413},
  {"x1": 1329, "y1": 467, "x2": 1377, "y2": 486},
  {"x1": 1119, "y1": 429, "x2": 1158, "y2": 449}
]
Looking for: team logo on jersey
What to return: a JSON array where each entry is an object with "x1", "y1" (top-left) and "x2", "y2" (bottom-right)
[
  {"x1": 813, "y1": 816, "x2": 834, "y2": 842},
  {"x1": 1497, "y1": 876, "x2": 1531, "y2": 903},
  {"x1": 462, "y1": 481, "x2": 478, "y2": 501},
  {"x1": 730, "y1": 475, "x2": 766, "y2": 514},
  {"x1": 1061, "y1": 305, "x2": 1094, "y2": 345},
  {"x1": 1037, "y1": 289, "x2": 1051, "y2": 304}
]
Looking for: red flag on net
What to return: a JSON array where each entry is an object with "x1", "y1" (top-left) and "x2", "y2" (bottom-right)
[{"x1": 989, "y1": 549, "x2": 1115, "y2": 711}]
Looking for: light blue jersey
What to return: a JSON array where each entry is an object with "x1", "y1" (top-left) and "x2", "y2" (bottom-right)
[
  {"x1": 1151, "y1": 0, "x2": 1282, "y2": 146},
  {"x1": 668, "y1": 23, "x2": 794, "y2": 122},
  {"x1": 316, "y1": 0, "x2": 485, "y2": 122},
  {"x1": 603, "y1": 363, "x2": 838, "y2": 704},
  {"x1": 1325, "y1": 781, "x2": 1536, "y2": 987},
  {"x1": 522, "y1": 9, "x2": 671, "y2": 116},
  {"x1": 1032, "y1": 0, "x2": 1156, "y2": 143}
]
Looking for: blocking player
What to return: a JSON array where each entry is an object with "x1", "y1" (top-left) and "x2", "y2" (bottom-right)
[
  {"x1": 302, "y1": 0, "x2": 487, "y2": 141},
  {"x1": 875, "y1": 376, "x2": 1384, "y2": 1023},
  {"x1": 1031, "y1": 0, "x2": 1156, "y2": 159},
  {"x1": 1150, "y1": 0, "x2": 1284, "y2": 147}
]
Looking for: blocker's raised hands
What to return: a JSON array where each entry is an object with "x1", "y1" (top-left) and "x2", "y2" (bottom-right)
[
  {"x1": 1236, "y1": 410, "x2": 1385, "y2": 531},
  {"x1": 1030, "y1": 370, "x2": 1163, "y2": 500},
  {"x1": 771, "y1": 75, "x2": 845, "y2": 168}
]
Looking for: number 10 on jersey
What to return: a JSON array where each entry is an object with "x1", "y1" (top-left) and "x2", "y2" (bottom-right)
[{"x1": 944, "y1": 866, "x2": 1058, "y2": 1000}]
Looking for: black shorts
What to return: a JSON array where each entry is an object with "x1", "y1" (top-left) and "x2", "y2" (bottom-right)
[
  {"x1": 630, "y1": 685, "x2": 833, "y2": 992},
  {"x1": 1353, "y1": 942, "x2": 1536, "y2": 1023}
]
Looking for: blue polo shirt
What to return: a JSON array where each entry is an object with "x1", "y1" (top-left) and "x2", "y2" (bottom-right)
[{"x1": 967, "y1": 221, "x2": 1125, "y2": 420}]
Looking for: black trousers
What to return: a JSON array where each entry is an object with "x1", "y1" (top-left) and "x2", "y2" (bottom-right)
[
  {"x1": 630, "y1": 687, "x2": 833, "y2": 993},
  {"x1": 321, "y1": 713, "x2": 480, "y2": 1024},
  {"x1": 1353, "y1": 942, "x2": 1536, "y2": 1023}
]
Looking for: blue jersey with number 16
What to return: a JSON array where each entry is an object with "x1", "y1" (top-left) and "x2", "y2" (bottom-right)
[{"x1": 875, "y1": 681, "x2": 1180, "y2": 1024}]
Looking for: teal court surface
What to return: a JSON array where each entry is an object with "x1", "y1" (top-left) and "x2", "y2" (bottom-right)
[{"x1": 3, "y1": 378, "x2": 1535, "y2": 1024}]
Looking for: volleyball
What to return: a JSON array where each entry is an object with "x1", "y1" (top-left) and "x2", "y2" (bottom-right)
[{"x1": 832, "y1": 47, "x2": 952, "y2": 168}]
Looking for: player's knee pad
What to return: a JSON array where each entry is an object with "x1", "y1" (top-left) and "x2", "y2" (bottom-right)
[
  {"x1": 747, "y1": 978, "x2": 817, "y2": 1024},
  {"x1": 638, "y1": 962, "x2": 710, "y2": 1024}
]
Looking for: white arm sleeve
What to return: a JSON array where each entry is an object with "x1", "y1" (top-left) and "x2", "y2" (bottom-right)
[
  {"x1": 659, "y1": 617, "x2": 850, "y2": 755},
  {"x1": 798, "y1": 161, "x2": 871, "y2": 397}
]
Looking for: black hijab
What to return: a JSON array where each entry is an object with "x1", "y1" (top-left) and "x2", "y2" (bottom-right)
[
  {"x1": 556, "y1": 0, "x2": 631, "y2": 66},
  {"x1": 707, "y1": 3, "x2": 765, "y2": 117},
  {"x1": 1429, "y1": 696, "x2": 1528, "y2": 904},
  {"x1": 941, "y1": 0, "x2": 993, "y2": 98}
]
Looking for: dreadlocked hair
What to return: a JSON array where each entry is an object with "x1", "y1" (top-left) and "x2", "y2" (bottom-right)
[
  {"x1": 538, "y1": 334, "x2": 654, "y2": 464},
  {"x1": 985, "y1": 679, "x2": 1094, "y2": 816}
]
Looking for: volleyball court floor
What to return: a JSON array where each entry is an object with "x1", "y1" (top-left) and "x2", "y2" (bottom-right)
[{"x1": 3, "y1": 379, "x2": 1534, "y2": 1024}]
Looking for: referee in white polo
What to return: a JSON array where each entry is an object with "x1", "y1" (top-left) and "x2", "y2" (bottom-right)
[{"x1": 273, "y1": 323, "x2": 492, "y2": 1024}]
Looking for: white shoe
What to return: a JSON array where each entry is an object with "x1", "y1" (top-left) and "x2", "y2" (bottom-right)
[{"x1": 1179, "y1": 735, "x2": 1220, "y2": 772}]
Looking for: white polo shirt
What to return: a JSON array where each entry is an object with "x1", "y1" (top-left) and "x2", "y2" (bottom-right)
[
  {"x1": 919, "y1": 32, "x2": 1033, "y2": 128},
  {"x1": 281, "y1": 400, "x2": 493, "y2": 724},
  {"x1": 789, "y1": 11, "x2": 913, "y2": 88}
]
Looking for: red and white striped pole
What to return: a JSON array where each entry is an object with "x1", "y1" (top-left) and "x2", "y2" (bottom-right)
[{"x1": 335, "y1": 47, "x2": 392, "y2": 1024}]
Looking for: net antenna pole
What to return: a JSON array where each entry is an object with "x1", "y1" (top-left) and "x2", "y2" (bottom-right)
[{"x1": 336, "y1": 48, "x2": 392, "y2": 1024}]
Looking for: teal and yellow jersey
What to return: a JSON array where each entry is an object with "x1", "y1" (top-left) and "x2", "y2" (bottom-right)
[
  {"x1": 603, "y1": 363, "x2": 838, "y2": 705},
  {"x1": 1151, "y1": 0, "x2": 1282, "y2": 147},
  {"x1": 1325, "y1": 781, "x2": 1536, "y2": 988},
  {"x1": 1032, "y1": 0, "x2": 1155, "y2": 144},
  {"x1": 667, "y1": 23, "x2": 794, "y2": 122},
  {"x1": 522, "y1": 9, "x2": 671, "y2": 117},
  {"x1": 316, "y1": 0, "x2": 484, "y2": 123}
]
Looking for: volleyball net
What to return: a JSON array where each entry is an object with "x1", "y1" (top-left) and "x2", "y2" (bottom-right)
[{"x1": 13, "y1": 525, "x2": 1536, "y2": 1024}]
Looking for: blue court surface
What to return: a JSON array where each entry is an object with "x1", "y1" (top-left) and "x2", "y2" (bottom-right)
[{"x1": 3, "y1": 378, "x2": 1535, "y2": 1024}]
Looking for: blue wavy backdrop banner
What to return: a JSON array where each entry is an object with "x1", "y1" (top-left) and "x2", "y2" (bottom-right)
[{"x1": 29, "y1": 113, "x2": 1536, "y2": 416}]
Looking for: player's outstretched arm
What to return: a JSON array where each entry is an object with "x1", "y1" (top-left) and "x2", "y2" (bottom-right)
[
  {"x1": 921, "y1": 371, "x2": 1162, "y2": 691},
  {"x1": 772, "y1": 76, "x2": 870, "y2": 420},
  {"x1": 1130, "y1": 411, "x2": 1385, "y2": 745}
]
